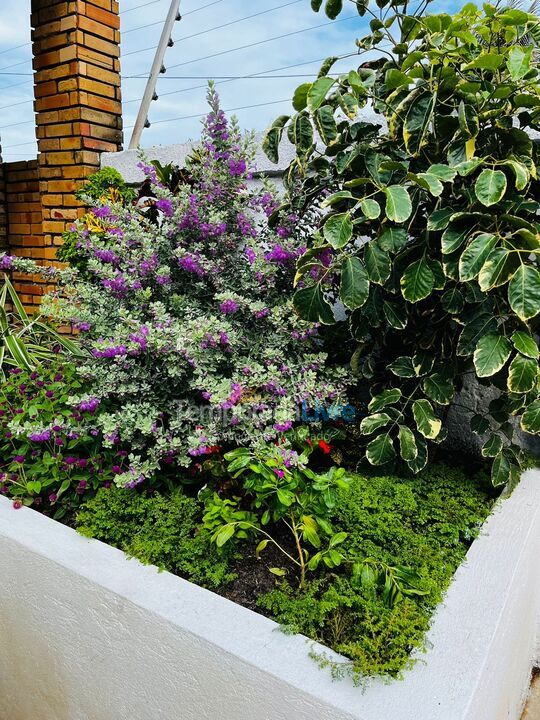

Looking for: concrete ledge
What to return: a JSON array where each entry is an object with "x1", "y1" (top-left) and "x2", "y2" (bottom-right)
[{"x1": 0, "y1": 470, "x2": 539, "y2": 720}]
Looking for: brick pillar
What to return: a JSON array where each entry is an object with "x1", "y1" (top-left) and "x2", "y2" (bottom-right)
[{"x1": 31, "y1": 0, "x2": 123, "y2": 250}]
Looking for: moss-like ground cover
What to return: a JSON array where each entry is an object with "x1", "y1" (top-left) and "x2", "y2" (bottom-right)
[{"x1": 77, "y1": 462, "x2": 496, "y2": 681}]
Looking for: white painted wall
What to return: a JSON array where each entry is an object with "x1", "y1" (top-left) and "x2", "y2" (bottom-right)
[{"x1": 0, "y1": 470, "x2": 539, "y2": 720}]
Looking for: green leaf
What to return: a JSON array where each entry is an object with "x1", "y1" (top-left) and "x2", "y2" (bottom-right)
[
  {"x1": 507, "y1": 46, "x2": 533, "y2": 81},
  {"x1": 478, "y1": 248, "x2": 517, "y2": 291},
  {"x1": 383, "y1": 298, "x2": 408, "y2": 329},
  {"x1": 459, "y1": 233, "x2": 497, "y2": 281},
  {"x1": 427, "y1": 164, "x2": 457, "y2": 182},
  {"x1": 215, "y1": 524, "x2": 235, "y2": 547},
  {"x1": 503, "y1": 159, "x2": 529, "y2": 191},
  {"x1": 457, "y1": 313, "x2": 497, "y2": 356},
  {"x1": 311, "y1": 0, "x2": 323, "y2": 9},
  {"x1": 458, "y1": 101, "x2": 479, "y2": 139},
  {"x1": 441, "y1": 287, "x2": 464, "y2": 314},
  {"x1": 365, "y1": 243, "x2": 391, "y2": 285},
  {"x1": 263, "y1": 115, "x2": 290, "y2": 163},
  {"x1": 406, "y1": 434, "x2": 428, "y2": 474},
  {"x1": 482, "y1": 434, "x2": 503, "y2": 458},
  {"x1": 403, "y1": 91, "x2": 435, "y2": 156},
  {"x1": 366, "y1": 433, "x2": 395, "y2": 466},
  {"x1": 292, "y1": 83, "x2": 312, "y2": 112},
  {"x1": 315, "y1": 105, "x2": 338, "y2": 145},
  {"x1": 423, "y1": 373, "x2": 454, "y2": 405},
  {"x1": 428, "y1": 208, "x2": 454, "y2": 231},
  {"x1": 507, "y1": 354, "x2": 537, "y2": 394},
  {"x1": 473, "y1": 333, "x2": 512, "y2": 378},
  {"x1": 388, "y1": 356, "x2": 416, "y2": 377},
  {"x1": 385, "y1": 69, "x2": 410, "y2": 89},
  {"x1": 288, "y1": 113, "x2": 314, "y2": 156},
  {"x1": 360, "y1": 412, "x2": 392, "y2": 435},
  {"x1": 471, "y1": 414, "x2": 490, "y2": 435},
  {"x1": 409, "y1": 172, "x2": 444, "y2": 197},
  {"x1": 368, "y1": 388, "x2": 402, "y2": 413},
  {"x1": 512, "y1": 331, "x2": 539, "y2": 360},
  {"x1": 491, "y1": 452, "x2": 511, "y2": 487},
  {"x1": 378, "y1": 227, "x2": 408, "y2": 252},
  {"x1": 323, "y1": 212, "x2": 353, "y2": 249},
  {"x1": 340, "y1": 256, "x2": 369, "y2": 310},
  {"x1": 474, "y1": 169, "x2": 507, "y2": 207},
  {"x1": 401, "y1": 258, "x2": 434, "y2": 303},
  {"x1": 269, "y1": 567, "x2": 287, "y2": 577},
  {"x1": 466, "y1": 53, "x2": 505, "y2": 71},
  {"x1": 255, "y1": 539, "x2": 269, "y2": 558},
  {"x1": 384, "y1": 185, "x2": 412, "y2": 223},
  {"x1": 324, "y1": 0, "x2": 343, "y2": 19},
  {"x1": 508, "y1": 265, "x2": 540, "y2": 321},
  {"x1": 293, "y1": 285, "x2": 335, "y2": 324},
  {"x1": 398, "y1": 425, "x2": 417, "y2": 462},
  {"x1": 307, "y1": 76, "x2": 335, "y2": 112},
  {"x1": 455, "y1": 158, "x2": 483, "y2": 176},
  {"x1": 521, "y1": 400, "x2": 540, "y2": 433},
  {"x1": 360, "y1": 199, "x2": 381, "y2": 219},
  {"x1": 442, "y1": 225, "x2": 469, "y2": 255},
  {"x1": 412, "y1": 399, "x2": 442, "y2": 439}
]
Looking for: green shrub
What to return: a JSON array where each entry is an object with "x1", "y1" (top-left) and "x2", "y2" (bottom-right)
[
  {"x1": 258, "y1": 463, "x2": 496, "y2": 681},
  {"x1": 266, "y1": 1, "x2": 540, "y2": 485},
  {"x1": 77, "y1": 486, "x2": 234, "y2": 589}
]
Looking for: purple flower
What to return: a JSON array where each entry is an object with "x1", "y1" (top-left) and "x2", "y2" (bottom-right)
[
  {"x1": 245, "y1": 247, "x2": 256, "y2": 265},
  {"x1": 94, "y1": 248, "x2": 119, "y2": 264},
  {"x1": 29, "y1": 430, "x2": 51, "y2": 442},
  {"x1": 178, "y1": 254, "x2": 206, "y2": 277},
  {"x1": 64, "y1": 456, "x2": 78, "y2": 465},
  {"x1": 228, "y1": 158, "x2": 247, "y2": 176},
  {"x1": 78, "y1": 397, "x2": 100, "y2": 413},
  {"x1": 156, "y1": 198, "x2": 174, "y2": 217},
  {"x1": 0, "y1": 255, "x2": 14, "y2": 270},
  {"x1": 274, "y1": 421, "x2": 293, "y2": 432},
  {"x1": 219, "y1": 299, "x2": 239, "y2": 315},
  {"x1": 93, "y1": 206, "x2": 112, "y2": 219},
  {"x1": 265, "y1": 244, "x2": 295, "y2": 264},
  {"x1": 13, "y1": 455, "x2": 25, "y2": 464}
]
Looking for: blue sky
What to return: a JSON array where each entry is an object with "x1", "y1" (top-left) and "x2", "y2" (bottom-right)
[{"x1": 0, "y1": 0, "x2": 463, "y2": 160}]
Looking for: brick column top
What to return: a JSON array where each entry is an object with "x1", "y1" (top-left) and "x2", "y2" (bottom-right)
[{"x1": 31, "y1": 0, "x2": 123, "y2": 250}]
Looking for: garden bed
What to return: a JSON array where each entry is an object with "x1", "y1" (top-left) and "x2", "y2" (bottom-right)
[{"x1": 0, "y1": 469, "x2": 538, "y2": 720}]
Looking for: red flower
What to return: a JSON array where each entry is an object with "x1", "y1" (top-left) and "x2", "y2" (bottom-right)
[
  {"x1": 318, "y1": 440, "x2": 332, "y2": 454},
  {"x1": 306, "y1": 438, "x2": 313, "y2": 447},
  {"x1": 206, "y1": 446, "x2": 221, "y2": 454},
  {"x1": 12, "y1": 499, "x2": 22, "y2": 510}
]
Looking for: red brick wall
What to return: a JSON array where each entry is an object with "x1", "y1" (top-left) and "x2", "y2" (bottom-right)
[{"x1": 0, "y1": 0, "x2": 122, "y2": 309}]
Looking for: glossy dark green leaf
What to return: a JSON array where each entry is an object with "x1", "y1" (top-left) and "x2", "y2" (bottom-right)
[
  {"x1": 507, "y1": 354, "x2": 537, "y2": 394},
  {"x1": 473, "y1": 333, "x2": 512, "y2": 378},
  {"x1": 368, "y1": 388, "x2": 402, "y2": 413},
  {"x1": 459, "y1": 233, "x2": 497, "y2": 281},
  {"x1": 323, "y1": 212, "x2": 353, "y2": 249},
  {"x1": 412, "y1": 399, "x2": 442, "y2": 439},
  {"x1": 428, "y1": 208, "x2": 454, "y2": 231},
  {"x1": 360, "y1": 412, "x2": 392, "y2": 435},
  {"x1": 307, "y1": 76, "x2": 335, "y2": 111},
  {"x1": 403, "y1": 91, "x2": 435, "y2": 156},
  {"x1": 383, "y1": 298, "x2": 408, "y2": 329},
  {"x1": 512, "y1": 331, "x2": 539, "y2": 360},
  {"x1": 340, "y1": 256, "x2": 369, "y2": 310},
  {"x1": 292, "y1": 83, "x2": 312, "y2": 112},
  {"x1": 262, "y1": 115, "x2": 290, "y2": 163},
  {"x1": 401, "y1": 258, "x2": 434, "y2": 303},
  {"x1": 315, "y1": 105, "x2": 338, "y2": 145},
  {"x1": 474, "y1": 169, "x2": 507, "y2": 207},
  {"x1": 384, "y1": 185, "x2": 412, "y2": 223},
  {"x1": 365, "y1": 243, "x2": 392, "y2": 284},
  {"x1": 366, "y1": 432, "x2": 395, "y2": 466},
  {"x1": 378, "y1": 227, "x2": 408, "y2": 252},
  {"x1": 388, "y1": 356, "x2": 416, "y2": 378},
  {"x1": 521, "y1": 400, "x2": 540, "y2": 434},
  {"x1": 441, "y1": 287, "x2": 464, "y2": 314},
  {"x1": 398, "y1": 425, "x2": 417, "y2": 462},
  {"x1": 482, "y1": 434, "x2": 503, "y2": 458},
  {"x1": 423, "y1": 373, "x2": 454, "y2": 405},
  {"x1": 293, "y1": 284, "x2": 335, "y2": 324},
  {"x1": 508, "y1": 265, "x2": 540, "y2": 321}
]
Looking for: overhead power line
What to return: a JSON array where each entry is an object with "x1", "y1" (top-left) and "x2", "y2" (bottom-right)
[
  {"x1": 0, "y1": 41, "x2": 31, "y2": 56},
  {"x1": 123, "y1": 0, "x2": 225, "y2": 33},
  {"x1": 126, "y1": 97, "x2": 291, "y2": 130}
]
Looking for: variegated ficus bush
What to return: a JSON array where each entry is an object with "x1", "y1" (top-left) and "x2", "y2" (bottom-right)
[{"x1": 264, "y1": 0, "x2": 540, "y2": 485}]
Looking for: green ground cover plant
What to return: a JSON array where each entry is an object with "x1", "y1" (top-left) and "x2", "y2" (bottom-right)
[{"x1": 77, "y1": 461, "x2": 496, "y2": 681}]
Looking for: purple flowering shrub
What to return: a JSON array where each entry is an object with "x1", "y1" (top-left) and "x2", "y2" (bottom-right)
[
  {"x1": 0, "y1": 362, "x2": 126, "y2": 518},
  {"x1": 3, "y1": 86, "x2": 349, "y2": 488}
]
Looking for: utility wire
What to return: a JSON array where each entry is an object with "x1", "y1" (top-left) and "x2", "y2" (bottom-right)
[
  {"x1": 0, "y1": 41, "x2": 31, "y2": 56},
  {"x1": 167, "y1": 15, "x2": 357, "y2": 69},
  {"x1": 122, "y1": 0, "x2": 162, "y2": 14},
  {"x1": 123, "y1": 0, "x2": 225, "y2": 32},
  {"x1": 123, "y1": 12, "x2": 356, "y2": 59},
  {"x1": 125, "y1": 97, "x2": 291, "y2": 129},
  {"x1": 122, "y1": 51, "x2": 356, "y2": 104}
]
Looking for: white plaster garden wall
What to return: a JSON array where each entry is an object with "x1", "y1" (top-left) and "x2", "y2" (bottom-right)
[{"x1": 0, "y1": 469, "x2": 539, "y2": 720}]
